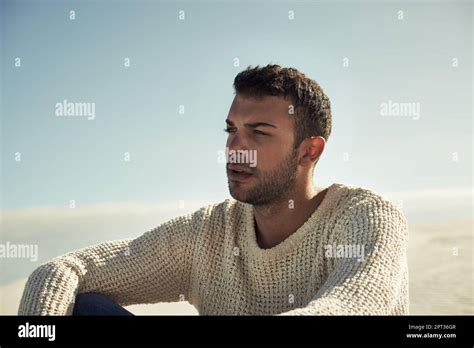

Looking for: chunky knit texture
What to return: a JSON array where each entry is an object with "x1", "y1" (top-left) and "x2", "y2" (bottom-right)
[{"x1": 18, "y1": 183, "x2": 409, "y2": 315}]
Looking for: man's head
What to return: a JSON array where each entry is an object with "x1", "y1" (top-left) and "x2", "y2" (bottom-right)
[{"x1": 225, "y1": 64, "x2": 332, "y2": 206}]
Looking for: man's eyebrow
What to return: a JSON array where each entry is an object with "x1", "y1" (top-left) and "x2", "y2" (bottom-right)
[
  {"x1": 246, "y1": 122, "x2": 277, "y2": 129},
  {"x1": 225, "y1": 119, "x2": 277, "y2": 129}
]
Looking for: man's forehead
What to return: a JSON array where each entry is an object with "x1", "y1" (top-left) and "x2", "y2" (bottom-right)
[{"x1": 228, "y1": 94, "x2": 293, "y2": 119}]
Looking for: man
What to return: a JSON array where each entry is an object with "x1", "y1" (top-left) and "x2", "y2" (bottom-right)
[{"x1": 18, "y1": 65, "x2": 409, "y2": 316}]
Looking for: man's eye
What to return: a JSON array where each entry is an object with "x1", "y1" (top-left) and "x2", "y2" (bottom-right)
[
  {"x1": 253, "y1": 130, "x2": 268, "y2": 136},
  {"x1": 224, "y1": 128, "x2": 268, "y2": 136}
]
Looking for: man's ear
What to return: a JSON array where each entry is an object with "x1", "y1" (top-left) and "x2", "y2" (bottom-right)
[{"x1": 299, "y1": 136, "x2": 325, "y2": 168}]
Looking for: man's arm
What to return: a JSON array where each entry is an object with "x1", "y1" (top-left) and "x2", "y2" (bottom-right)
[
  {"x1": 278, "y1": 197, "x2": 408, "y2": 315},
  {"x1": 18, "y1": 207, "x2": 206, "y2": 315}
]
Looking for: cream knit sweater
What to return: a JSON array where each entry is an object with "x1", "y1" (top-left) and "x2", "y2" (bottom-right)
[{"x1": 18, "y1": 183, "x2": 409, "y2": 315}]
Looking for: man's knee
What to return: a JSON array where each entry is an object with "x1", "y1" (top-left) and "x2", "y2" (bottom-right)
[{"x1": 73, "y1": 292, "x2": 133, "y2": 316}]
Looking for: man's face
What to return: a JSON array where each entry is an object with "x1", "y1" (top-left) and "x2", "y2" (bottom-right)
[{"x1": 225, "y1": 94, "x2": 300, "y2": 206}]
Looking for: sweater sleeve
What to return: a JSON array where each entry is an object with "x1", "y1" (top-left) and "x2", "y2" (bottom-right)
[
  {"x1": 18, "y1": 207, "x2": 205, "y2": 315},
  {"x1": 278, "y1": 196, "x2": 409, "y2": 315}
]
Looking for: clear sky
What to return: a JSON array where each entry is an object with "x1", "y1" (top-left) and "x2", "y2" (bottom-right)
[{"x1": 1, "y1": 0, "x2": 472, "y2": 211}]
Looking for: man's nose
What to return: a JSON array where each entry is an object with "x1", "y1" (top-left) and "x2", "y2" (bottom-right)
[{"x1": 226, "y1": 131, "x2": 250, "y2": 152}]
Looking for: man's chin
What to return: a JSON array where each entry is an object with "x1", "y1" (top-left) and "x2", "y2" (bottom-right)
[
  {"x1": 228, "y1": 190, "x2": 246, "y2": 203},
  {"x1": 228, "y1": 185, "x2": 251, "y2": 203}
]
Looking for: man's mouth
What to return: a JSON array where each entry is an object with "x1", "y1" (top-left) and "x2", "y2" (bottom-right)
[{"x1": 227, "y1": 165, "x2": 254, "y2": 182}]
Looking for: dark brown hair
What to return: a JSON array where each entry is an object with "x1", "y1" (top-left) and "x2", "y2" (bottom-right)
[{"x1": 233, "y1": 64, "x2": 332, "y2": 148}]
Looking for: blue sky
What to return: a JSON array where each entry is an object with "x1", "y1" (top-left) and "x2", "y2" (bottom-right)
[{"x1": 1, "y1": 0, "x2": 472, "y2": 210}]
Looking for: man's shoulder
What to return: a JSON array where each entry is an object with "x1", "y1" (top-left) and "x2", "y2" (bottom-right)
[
  {"x1": 189, "y1": 197, "x2": 247, "y2": 224},
  {"x1": 333, "y1": 183, "x2": 406, "y2": 224},
  {"x1": 331, "y1": 183, "x2": 408, "y2": 245}
]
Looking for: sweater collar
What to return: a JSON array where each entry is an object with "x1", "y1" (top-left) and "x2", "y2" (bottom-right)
[{"x1": 241, "y1": 183, "x2": 343, "y2": 259}]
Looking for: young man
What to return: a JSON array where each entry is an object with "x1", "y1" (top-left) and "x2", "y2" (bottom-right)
[{"x1": 18, "y1": 65, "x2": 409, "y2": 316}]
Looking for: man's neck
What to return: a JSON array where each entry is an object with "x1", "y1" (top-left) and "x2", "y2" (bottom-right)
[{"x1": 252, "y1": 185, "x2": 329, "y2": 249}]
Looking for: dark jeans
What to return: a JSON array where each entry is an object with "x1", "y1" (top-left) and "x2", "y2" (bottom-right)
[{"x1": 72, "y1": 293, "x2": 135, "y2": 316}]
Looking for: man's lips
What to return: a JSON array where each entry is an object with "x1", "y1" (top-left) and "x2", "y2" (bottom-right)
[
  {"x1": 227, "y1": 165, "x2": 253, "y2": 174},
  {"x1": 227, "y1": 165, "x2": 254, "y2": 182}
]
